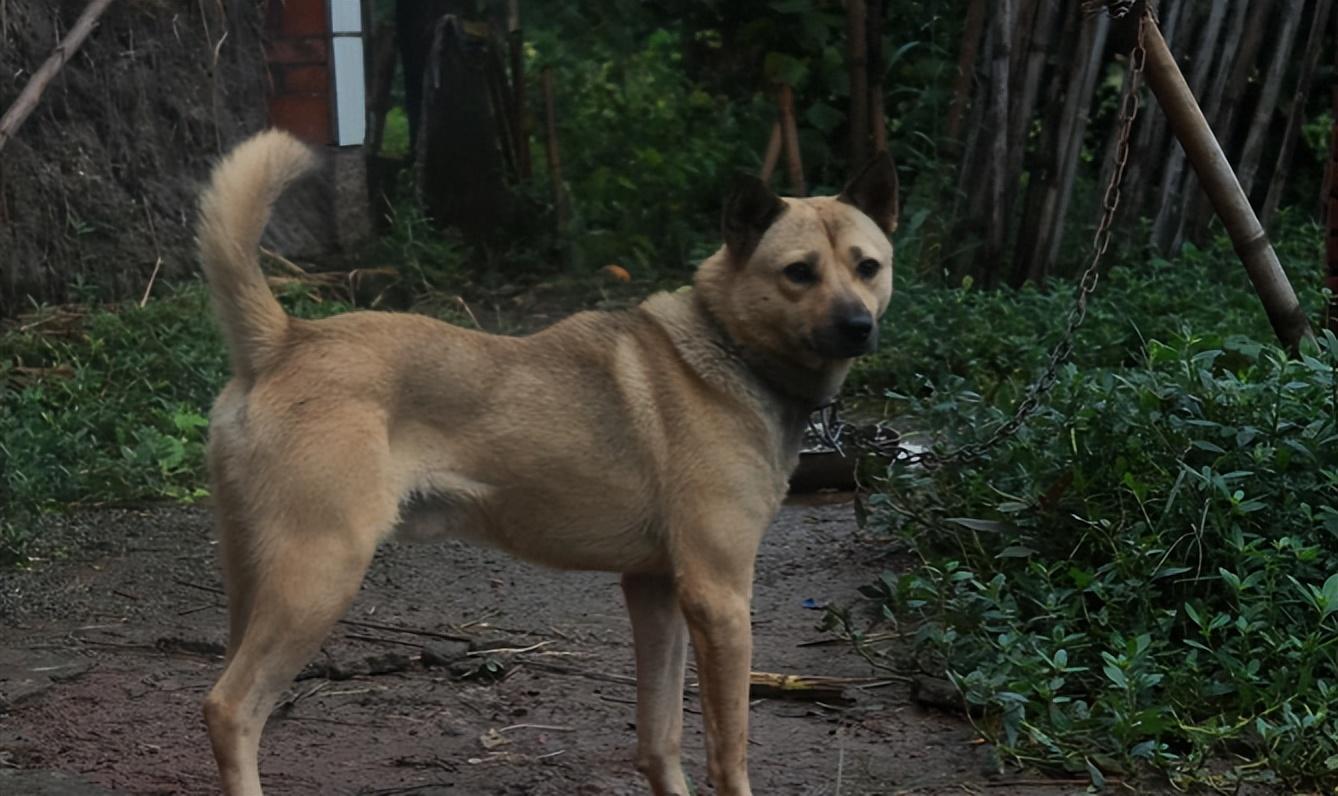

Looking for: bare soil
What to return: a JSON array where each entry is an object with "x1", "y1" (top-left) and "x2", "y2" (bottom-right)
[{"x1": 1, "y1": 496, "x2": 1084, "y2": 795}]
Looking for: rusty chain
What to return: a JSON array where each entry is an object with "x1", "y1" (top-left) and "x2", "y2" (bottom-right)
[{"x1": 813, "y1": 7, "x2": 1149, "y2": 469}]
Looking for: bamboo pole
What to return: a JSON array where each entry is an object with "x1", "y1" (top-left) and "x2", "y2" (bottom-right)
[
  {"x1": 541, "y1": 67, "x2": 568, "y2": 233},
  {"x1": 845, "y1": 0, "x2": 869, "y2": 168},
  {"x1": 946, "y1": 0, "x2": 987, "y2": 144},
  {"x1": 1142, "y1": 19, "x2": 1313, "y2": 350},
  {"x1": 1235, "y1": 0, "x2": 1305, "y2": 202},
  {"x1": 1261, "y1": 0, "x2": 1335, "y2": 229},
  {"x1": 760, "y1": 122, "x2": 782, "y2": 183},
  {"x1": 0, "y1": 0, "x2": 117, "y2": 155},
  {"x1": 778, "y1": 84, "x2": 806, "y2": 196},
  {"x1": 506, "y1": 0, "x2": 530, "y2": 180}
]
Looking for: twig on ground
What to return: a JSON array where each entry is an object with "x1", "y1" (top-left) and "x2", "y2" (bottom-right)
[
  {"x1": 498, "y1": 723, "x2": 575, "y2": 733},
  {"x1": 259, "y1": 246, "x2": 309, "y2": 275}
]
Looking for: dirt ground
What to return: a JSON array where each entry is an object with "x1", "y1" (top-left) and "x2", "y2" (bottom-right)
[{"x1": 1, "y1": 495, "x2": 1098, "y2": 795}]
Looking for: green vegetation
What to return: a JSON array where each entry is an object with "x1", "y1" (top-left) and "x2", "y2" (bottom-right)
[
  {"x1": 3, "y1": 0, "x2": 1336, "y2": 791},
  {"x1": 844, "y1": 218, "x2": 1337, "y2": 789}
]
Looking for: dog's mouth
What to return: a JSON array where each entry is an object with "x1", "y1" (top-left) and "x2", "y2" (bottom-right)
[{"x1": 811, "y1": 325, "x2": 879, "y2": 360}]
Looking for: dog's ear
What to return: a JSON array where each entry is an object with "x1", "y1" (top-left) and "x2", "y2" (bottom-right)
[
  {"x1": 722, "y1": 172, "x2": 786, "y2": 262},
  {"x1": 839, "y1": 151, "x2": 899, "y2": 234}
]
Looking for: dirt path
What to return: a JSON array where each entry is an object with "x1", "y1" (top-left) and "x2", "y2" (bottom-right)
[{"x1": 1, "y1": 496, "x2": 1064, "y2": 795}]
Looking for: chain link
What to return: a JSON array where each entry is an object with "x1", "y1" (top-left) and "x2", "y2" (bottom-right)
[{"x1": 813, "y1": 9, "x2": 1148, "y2": 469}]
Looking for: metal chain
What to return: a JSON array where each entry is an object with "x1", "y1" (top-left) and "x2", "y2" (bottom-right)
[{"x1": 813, "y1": 9, "x2": 1148, "y2": 469}]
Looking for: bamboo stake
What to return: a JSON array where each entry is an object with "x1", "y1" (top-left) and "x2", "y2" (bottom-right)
[
  {"x1": 1327, "y1": 24, "x2": 1338, "y2": 334},
  {"x1": 867, "y1": 0, "x2": 886, "y2": 154},
  {"x1": 845, "y1": 0, "x2": 869, "y2": 168},
  {"x1": 0, "y1": 0, "x2": 117, "y2": 155},
  {"x1": 506, "y1": 0, "x2": 530, "y2": 180},
  {"x1": 1142, "y1": 18, "x2": 1313, "y2": 350},
  {"x1": 1261, "y1": 0, "x2": 1335, "y2": 229},
  {"x1": 1235, "y1": 0, "x2": 1305, "y2": 202},
  {"x1": 760, "y1": 121, "x2": 782, "y2": 183},
  {"x1": 946, "y1": 0, "x2": 987, "y2": 143},
  {"x1": 778, "y1": 84, "x2": 806, "y2": 196},
  {"x1": 541, "y1": 67, "x2": 568, "y2": 233},
  {"x1": 982, "y1": 0, "x2": 1013, "y2": 288}
]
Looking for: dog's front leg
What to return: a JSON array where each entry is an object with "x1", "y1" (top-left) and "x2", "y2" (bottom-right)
[
  {"x1": 674, "y1": 515, "x2": 762, "y2": 796},
  {"x1": 622, "y1": 573, "x2": 691, "y2": 795}
]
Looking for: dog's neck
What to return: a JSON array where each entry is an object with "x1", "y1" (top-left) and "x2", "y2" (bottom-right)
[{"x1": 643, "y1": 287, "x2": 848, "y2": 415}]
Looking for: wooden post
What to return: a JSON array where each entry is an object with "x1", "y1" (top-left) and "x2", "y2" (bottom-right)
[
  {"x1": 541, "y1": 66, "x2": 568, "y2": 233},
  {"x1": 1142, "y1": 18, "x2": 1313, "y2": 349},
  {"x1": 778, "y1": 84, "x2": 806, "y2": 196},
  {"x1": 0, "y1": 0, "x2": 117, "y2": 155}
]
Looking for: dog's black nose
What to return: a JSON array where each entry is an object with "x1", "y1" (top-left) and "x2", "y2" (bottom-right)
[{"x1": 837, "y1": 311, "x2": 874, "y2": 342}]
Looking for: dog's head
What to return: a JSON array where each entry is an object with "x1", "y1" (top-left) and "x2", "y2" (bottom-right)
[{"x1": 697, "y1": 153, "x2": 898, "y2": 372}]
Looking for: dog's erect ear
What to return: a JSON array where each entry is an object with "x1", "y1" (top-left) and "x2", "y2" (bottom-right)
[
  {"x1": 722, "y1": 172, "x2": 786, "y2": 262},
  {"x1": 839, "y1": 151, "x2": 899, "y2": 234}
]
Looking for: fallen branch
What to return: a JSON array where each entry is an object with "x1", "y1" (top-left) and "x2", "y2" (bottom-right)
[{"x1": 0, "y1": 0, "x2": 118, "y2": 155}]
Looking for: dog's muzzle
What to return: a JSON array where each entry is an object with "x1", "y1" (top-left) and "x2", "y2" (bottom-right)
[{"x1": 813, "y1": 306, "x2": 878, "y2": 359}]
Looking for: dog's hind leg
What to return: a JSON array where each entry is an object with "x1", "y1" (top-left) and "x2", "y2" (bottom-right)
[
  {"x1": 203, "y1": 499, "x2": 392, "y2": 796},
  {"x1": 622, "y1": 573, "x2": 691, "y2": 796}
]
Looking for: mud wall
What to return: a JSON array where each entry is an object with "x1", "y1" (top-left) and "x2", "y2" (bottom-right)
[{"x1": 0, "y1": 0, "x2": 268, "y2": 314}]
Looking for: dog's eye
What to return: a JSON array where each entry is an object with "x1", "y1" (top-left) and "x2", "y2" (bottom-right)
[
  {"x1": 856, "y1": 259, "x2": 881, "y2": 280},
  {"x1": 783, "y1": 262, "x2": 817, "y2": 285}
]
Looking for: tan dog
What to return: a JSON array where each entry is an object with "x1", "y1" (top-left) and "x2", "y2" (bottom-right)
[{"x1": 197, "y1": 129, "x2": 898, "y2": 796}]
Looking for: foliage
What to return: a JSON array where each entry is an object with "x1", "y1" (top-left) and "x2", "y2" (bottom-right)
[
  {"x1": 852, "y1": 224, "x2": 1338, "y2": 789},
  {"x1": 0, "y1": 286, "x2": 350, "y2": 564},
  {"x1": 526, "y1": 24, "x2": 766, "y2": 272}
]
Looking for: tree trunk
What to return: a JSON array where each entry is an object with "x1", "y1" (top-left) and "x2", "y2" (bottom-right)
[
  {"x1": 1261, "y1": 0, "x2": 1334, "y2": 228},
  {"x1": 946, "y1": 0, "x2": 987, "y2": 144},
  {"x1": 846, "y1": 0, "x2": 869, "y2": 168},
  {"x1": 1151, "y1": 0, "x2": 1227, "y2": 253},
  {"x1": 1236, "y1": 0, "x2": 1306, "y2": 203}
]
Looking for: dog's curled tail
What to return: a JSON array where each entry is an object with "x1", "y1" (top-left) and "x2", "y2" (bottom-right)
[{"x1": 197, "y1": 129, "x2": 318, "y2": 380}]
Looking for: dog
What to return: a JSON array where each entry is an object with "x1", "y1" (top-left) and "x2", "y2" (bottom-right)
[{"x1": 197, "y1": 129, "x2": 898, "y2": 796}]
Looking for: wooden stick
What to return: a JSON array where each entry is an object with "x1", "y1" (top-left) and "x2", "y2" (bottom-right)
[
  {"x1": 759, "y1": 121, "x2": 782, "y2": 183},
  {"x1": 777, "y1": 84, "x2": 806, "y2": 196},
  {"x1": 0, "y1": 0, "x2": 118, "y2": 155},
  {"x1": 1142, "y1": 15, "x2": 1313, "y2": 350},
  {"x1": 541, "y1": 66, "x2": 568, "y2": 233},
  {"x1": 845, "y1": 0, "x2": 869, "y2": 168}
]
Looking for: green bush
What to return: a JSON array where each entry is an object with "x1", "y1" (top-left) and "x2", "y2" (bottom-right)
[
  {"x1": 0, "y1": 286, "x2": 351, "y2": 563},
  {"x1": 852, "y1": 226, "x2": 1338, "y2": 788}
]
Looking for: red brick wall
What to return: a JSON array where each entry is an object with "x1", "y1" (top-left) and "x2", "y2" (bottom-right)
[{"x1": 265, "y1": 0, "x2": 332, "y2": 145}]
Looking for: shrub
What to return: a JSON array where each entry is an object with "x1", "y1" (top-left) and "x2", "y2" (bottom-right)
[{"x1": 853, "y1": 226, "x2": 1338, "y2": 788}]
